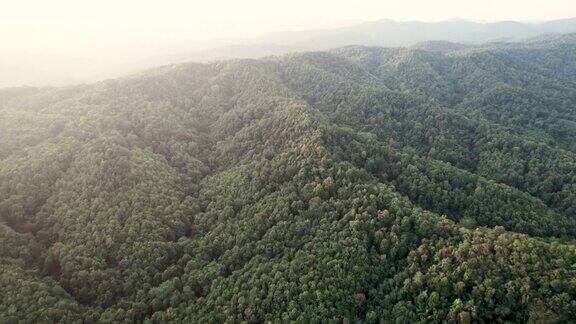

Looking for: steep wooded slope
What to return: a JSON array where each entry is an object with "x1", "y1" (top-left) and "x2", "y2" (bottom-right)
[{"x1": 1, "y1": 35, "x2": 576, "y2": 323}]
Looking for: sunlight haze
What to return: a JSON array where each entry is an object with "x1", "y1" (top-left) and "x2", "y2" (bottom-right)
[
  {"x1": 3, "y1": 0, "x2": 576, "y2": 56},
  {"x1": 1, "y1": 0, "x2": 575, "y2": 87}
]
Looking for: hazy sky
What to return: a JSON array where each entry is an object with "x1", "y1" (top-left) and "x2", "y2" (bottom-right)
[{"x1": 2, "y1": 0, "x2": 576, "y2": 58}]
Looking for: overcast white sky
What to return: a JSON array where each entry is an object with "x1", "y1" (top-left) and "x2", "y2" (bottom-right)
[{"x1": 2, "y1": 0, "x2": 576, "y2": 57}]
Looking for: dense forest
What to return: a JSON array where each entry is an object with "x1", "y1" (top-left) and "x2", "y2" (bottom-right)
[{"x1": 1, "y1": 34, "x2": 576, "y2": 323}]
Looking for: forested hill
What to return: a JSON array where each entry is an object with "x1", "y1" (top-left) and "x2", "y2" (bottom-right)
[{"x1": 1, "y1": 35, "x2": 576, "y2": 323}]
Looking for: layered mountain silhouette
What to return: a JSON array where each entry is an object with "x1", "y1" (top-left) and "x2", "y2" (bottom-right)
[{"x1": 3, "y1": 18, "x2": 576, "y2": 87}]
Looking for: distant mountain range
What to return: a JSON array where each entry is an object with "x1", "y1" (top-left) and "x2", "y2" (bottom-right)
[
  {"x1": 2, "y1": 17, "x2": 576, "y2": 87},
  {"x1": 182, "y1": 17, "x2": 576, "y2": 61}
]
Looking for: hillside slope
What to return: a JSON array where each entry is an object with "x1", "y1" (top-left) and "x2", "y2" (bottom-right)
[{"x1": 1, "y1": 35, "x2": 576, "y2": 322}]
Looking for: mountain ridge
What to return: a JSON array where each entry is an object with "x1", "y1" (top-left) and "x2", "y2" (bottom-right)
[{"x1": 1, "y1": 35, "x2": 576, "y2": 322}]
